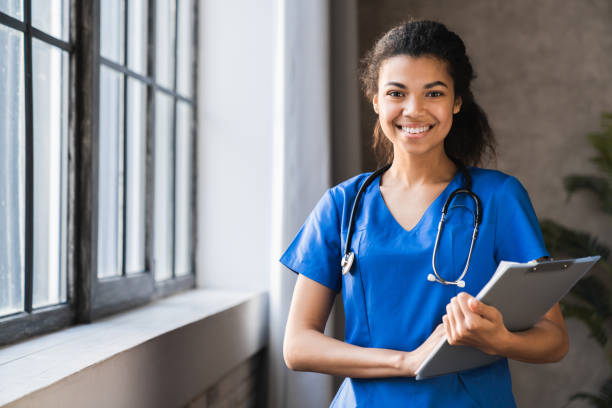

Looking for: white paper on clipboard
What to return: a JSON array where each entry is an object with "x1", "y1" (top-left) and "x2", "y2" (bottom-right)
[{"x1": 415, "y1": 256, "x2": 600, "y2": 380}]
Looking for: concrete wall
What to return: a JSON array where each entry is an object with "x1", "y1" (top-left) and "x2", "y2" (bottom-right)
[
  {"x1": 356, "y1": 1, "x2": 612, "y2": 407},
  {"x1": 186, "y1": 351, "x2": 266, "y2": 408}
]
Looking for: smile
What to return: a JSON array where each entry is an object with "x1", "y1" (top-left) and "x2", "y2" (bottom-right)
[{"x1": 396, "y1": 124, "x2": 434, "y2": 135}]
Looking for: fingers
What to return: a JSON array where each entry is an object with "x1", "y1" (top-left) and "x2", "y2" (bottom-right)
[
  {"x1": 444, "y1": 293, "x2": 482, "y2": 346},
  {"x1": 444, "y1": 295, "x2": 464, "y2": 344},
  {"x1": 468, "y1": 297, "x2": 497, "y2": 321},
  {"x1": 442, "y1": 313, "x2": 453, "y2": 343},
  {"x1": 455, "y1": 293, "x2": 479, "y2": 331},
  {"x1": 441, "y1": 292, "x2": 508, "y2": 354}
]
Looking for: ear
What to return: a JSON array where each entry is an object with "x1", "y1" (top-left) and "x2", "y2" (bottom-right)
[
  {"x1": 372, "y1": 94, "x2": 379, "y2": 114},
  {"x1": 453, "y1": 96, "x2": 462, "y2": 114}
]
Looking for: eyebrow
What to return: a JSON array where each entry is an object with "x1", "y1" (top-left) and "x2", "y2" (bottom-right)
[{"x1": 384, "y1": 81, "x2": 449, "y2": 89}]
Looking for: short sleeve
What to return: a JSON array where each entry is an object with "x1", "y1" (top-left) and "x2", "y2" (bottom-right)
[
  {"x1": 494, "y1": 176, "x2": 550, "y2": 264},
  {"x1": 279, "y1": 189, "x2": 342, "y2": 293}
]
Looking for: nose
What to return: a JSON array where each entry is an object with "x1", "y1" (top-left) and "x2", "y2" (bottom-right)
[{"x1": 402, "y1": 94, "x2": 423, "y2": 116}]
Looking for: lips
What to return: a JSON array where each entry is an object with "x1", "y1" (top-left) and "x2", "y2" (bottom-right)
[{"x1": 396, "y1": 124, "x2": 435, "y2": 137}]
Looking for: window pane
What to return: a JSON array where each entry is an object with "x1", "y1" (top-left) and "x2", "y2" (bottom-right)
[
  {"x1": 127, "y1": 0, "x2": 148, "y2": 75},
  {"x1": 125, "y1": 78, "x2": 146, "y2": 275},
  {"x1": 174, "y1": 101, "x2": 192, "y2": 276},
  {"x1": 176, "y1": 0, "x2": 193, "y2": 97},
  {"x1": 32, "y1": 0, "x2": 70, "y2": 41},
  {"x1": 31, "y1": 40, "x2": 68, "y2": 308},
  {"x1": 153, "y1": 92, "x2": 174, "y2": 281},
  {"x1": 100, "y1": 0, "x2": 124, "y2": 64},
  {"x1": 0, "y1": 25, "x2": 25, "y2": 316},
  {"x1": 155, "y1": 0, "x2": 175, "y2": 89},
  {"x1": 0, "y1": 0, "x2": 22, "y2": 20},
  {"x1": 98, "y1": 66, "x2": 124, "y2": 278}
]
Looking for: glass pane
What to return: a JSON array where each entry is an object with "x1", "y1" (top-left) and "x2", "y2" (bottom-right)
[
  {"x1": 0, "y1": 0, "x2": 22, "y2": 20},
  {"x1": 153, "y1": 92, "x2": 174, "y2": 281},
  {"x1": 0, "y1": 26, "x2": 25, "y2": 316},
  {"x1": 127, "y1": 0, "x2": 148, "y2": 75},
  {"x1": 32, "y1": 0, "x2": 70, "y2": 41},
  {"x1": 155, "y1": 0, "x2": 176, "y2": 89},
  {"x1": 176, "y1": 0, "x2": 193, "y2": 97},
  {"x1": 32, "y1": 40, "x2": 68, "y2": 308},
  {"x1": 100, "y1": 0, "x2": 124, "y2": 64},
  {"x1": 125, "y1": 78, "x2": 147, "y2": 275},
  {"x1": 98, "y1": 66, "x2": 124, "y2": 278},
  {"x1": 174, "y1": 101, "x2": 192, "y2": 276}
]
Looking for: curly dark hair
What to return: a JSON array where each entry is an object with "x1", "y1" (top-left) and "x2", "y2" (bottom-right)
[{"x1": 360, "y1": 19, "x2": 496, "y2": 167}]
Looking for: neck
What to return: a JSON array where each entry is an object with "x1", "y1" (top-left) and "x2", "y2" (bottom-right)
[{"x1": 384, "y1": 147, "x2": 457, "y2": 188}]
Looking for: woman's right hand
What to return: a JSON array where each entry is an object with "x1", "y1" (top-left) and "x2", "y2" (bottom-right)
[{"x1": 402, "y1": 323, "x2": 447, "y2": 377}]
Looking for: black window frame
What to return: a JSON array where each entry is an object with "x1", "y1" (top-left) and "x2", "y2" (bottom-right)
[
  {"x1": 0, "y1": 0, "x2": 76, "y2": 345},
  {"x1": 0, "y1": 0, "x2": 199, "y2": 343}
]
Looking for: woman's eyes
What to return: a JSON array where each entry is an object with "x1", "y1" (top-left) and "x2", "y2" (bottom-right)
[{"x1": 386, "y1": 90, "x2": 444, "y2": 97}]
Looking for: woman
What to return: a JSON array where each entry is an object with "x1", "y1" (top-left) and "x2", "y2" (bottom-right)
[{"x1": 279, "y1": 20, "x2": 569, "y2": 407}]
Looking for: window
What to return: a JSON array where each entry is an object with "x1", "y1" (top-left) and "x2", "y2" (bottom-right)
[{"x1": 0, "y1": 0, "x2": 197, "y2": 344}]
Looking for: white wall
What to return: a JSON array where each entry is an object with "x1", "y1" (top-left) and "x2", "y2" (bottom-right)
[
  {"x1": 268, "y1": 0, "x2": 335, "y2": 406},
  {"x1": 197, "y1": 0, "x2": 276, "y2": 292},
  {"x1": 197, "y1": 1, "x2": 339, "y2": 406},
  {"x1": 197, "y1": 0, "x2": 368, "y2": 405}
]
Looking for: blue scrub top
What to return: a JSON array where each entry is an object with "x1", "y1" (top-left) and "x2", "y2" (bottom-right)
[{"x1": 279, "y1": 167, "x2": 549, "y2": 407}]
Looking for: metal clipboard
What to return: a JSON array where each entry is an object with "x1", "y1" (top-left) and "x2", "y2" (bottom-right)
[{"x1": 415, "y1": 256, "x2": 600, "y2": 380}]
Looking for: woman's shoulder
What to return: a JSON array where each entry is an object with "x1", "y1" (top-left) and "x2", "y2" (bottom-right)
[
  {"x1": 328, "y1": 172, "x2": 375, "y2": 203},
  {"x1": 468, "y1": 166, "x2": 525, "y2": 190},
  {"x1": 468, "y1": 166, "x2": 533, "y2": 206}
]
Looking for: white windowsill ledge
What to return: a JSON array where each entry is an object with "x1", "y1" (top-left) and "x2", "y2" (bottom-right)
[{"x1": 0, "y1": 289, "x2": 269, "y2": 408}]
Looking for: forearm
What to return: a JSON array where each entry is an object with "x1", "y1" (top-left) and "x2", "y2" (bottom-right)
[
  {"x1": 498, "y1": 318, "x2": 569, "y2": 363},
  {"x1": 284, "y1": 328, "x2": 415, "y2": 378}
]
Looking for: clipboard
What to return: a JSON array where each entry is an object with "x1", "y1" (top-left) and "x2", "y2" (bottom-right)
[{"x1": 415, "y1": 256, "x2": 600, "y2": 380}]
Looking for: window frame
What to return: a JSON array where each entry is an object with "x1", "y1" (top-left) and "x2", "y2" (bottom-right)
[
  {"x1": 0, "y1": 0, "x2": 76, "y2": 344},
  {"x1": 79, "y1": 0, "x2": 198, "y2": 321},
  {"x1": 0, "y1": 0, "x2": 198, "y2": 340}
]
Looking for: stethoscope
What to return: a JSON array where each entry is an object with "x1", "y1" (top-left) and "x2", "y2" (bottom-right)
[{"x1": 340, "y1": 160, "x2": 482, "y2": 288}]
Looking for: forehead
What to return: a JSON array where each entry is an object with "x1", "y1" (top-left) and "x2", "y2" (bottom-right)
[{"x1": 378, "y1": 55, "x2": 452, "y2": 87}]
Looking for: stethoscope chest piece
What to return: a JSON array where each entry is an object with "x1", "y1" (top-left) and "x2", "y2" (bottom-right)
[
  {"x1": 427, "y1": 273, "x2": 466, "y2": 288},
  {"x1": 341, "y1": 252, "x2": 355, "y2": 275}
]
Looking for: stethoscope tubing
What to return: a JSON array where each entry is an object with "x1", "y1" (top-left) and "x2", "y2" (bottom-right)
[
  {"x1": 341, "y1": 161, "x2": 482, "y2": 287},
  {"x1": 341, "y1": 163, "x2": 391, "y2": 275}
]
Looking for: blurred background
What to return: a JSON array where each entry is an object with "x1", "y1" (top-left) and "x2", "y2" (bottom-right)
[{"x1": 1, "y1": 0, "x2": 611, "y2": 407}]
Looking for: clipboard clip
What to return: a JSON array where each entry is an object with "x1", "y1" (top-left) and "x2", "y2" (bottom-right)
[{"x1": 528, "y1": 259, "x2": 574, "y2": 273}]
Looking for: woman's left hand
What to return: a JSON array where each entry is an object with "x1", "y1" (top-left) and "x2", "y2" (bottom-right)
[{"x1": 442, "y1": 292, "x2": 509, "y2": 356}]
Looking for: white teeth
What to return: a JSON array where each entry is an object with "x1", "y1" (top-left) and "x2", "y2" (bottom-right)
[{"x1": 401, "y1": 125, "x2": 430, "y2": 134}]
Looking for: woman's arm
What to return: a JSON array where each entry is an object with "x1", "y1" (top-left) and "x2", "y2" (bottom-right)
[
  {"x1": 443, "y1": 292, "x2": 569, "y2": 363},
  {"x1": 284, "y1": 274, "x2": 445, "y2": 377},
  {"x1": 499, "y1": 302, "x2": 569, "y2": 363}
]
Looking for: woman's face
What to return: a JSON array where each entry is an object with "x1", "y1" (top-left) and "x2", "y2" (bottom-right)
[{"x1": 373, "y1": 55, "x2": 462, "y2": 159}]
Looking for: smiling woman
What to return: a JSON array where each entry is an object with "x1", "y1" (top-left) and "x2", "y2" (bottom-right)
[
  {"x1": 373, "y1": 56, "x2": 461, "y2": 160},
  {"x1": 280, "y1": 19, "x2": 568, "y2": 407}
]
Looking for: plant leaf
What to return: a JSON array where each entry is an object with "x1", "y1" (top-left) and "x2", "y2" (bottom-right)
[
  {"x1": 560, "y1": 302, "x2": 608, "y2": 346},
  {"x1": 587, "y1": 112, "x2": 612, "y2": 177},
  {"x1": 563, "y1": 175, "x2": 612, "y2": 216},
  {"x1": 568, "y1": 392, "x2": 609, "y2": 408},
  {"x1": 540, "y1": 219, "x2": 610, "y2": 261},
  {"x1": 569, "y1": 276, "x2": 612, "y2": 319}
]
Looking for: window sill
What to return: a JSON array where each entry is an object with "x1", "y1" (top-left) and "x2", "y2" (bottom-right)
[{"x1": 0, "y1": 288, "x2": 268, "y2": 408}]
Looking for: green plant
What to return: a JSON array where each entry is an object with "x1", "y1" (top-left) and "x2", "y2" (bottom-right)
[{"x1": 540, "y1": 112, "x2": 612, "y2": 407}]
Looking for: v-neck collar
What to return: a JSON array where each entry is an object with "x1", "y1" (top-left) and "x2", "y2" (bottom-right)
[{"x1": 375, "y1": 170, "x2": 462, "y2": 234}]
